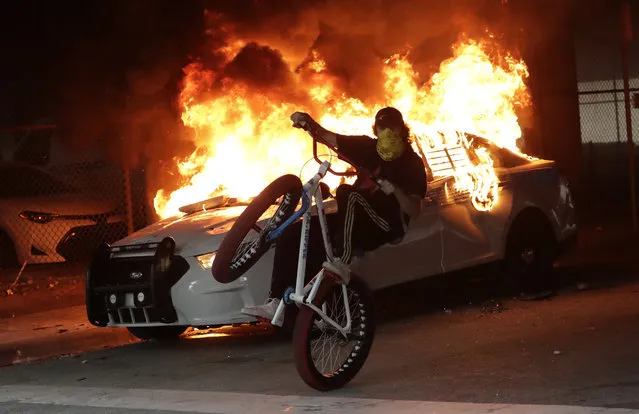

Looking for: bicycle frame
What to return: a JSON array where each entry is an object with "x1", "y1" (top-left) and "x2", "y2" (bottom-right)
[{"x1": 267, "y1": 160, "x2": 353, "y2": 336}]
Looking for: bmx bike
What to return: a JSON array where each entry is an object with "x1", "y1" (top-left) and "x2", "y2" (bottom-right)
[{"x1": 211, "y1": 118, "x2": 376, "y2": 391}]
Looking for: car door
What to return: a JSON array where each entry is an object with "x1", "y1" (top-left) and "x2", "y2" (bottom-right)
[
  {"x1": 354, "y1": 189, "x2": 443, "y2": 291},
  {"x1": 438, "y1": 138, "x2": 522, "y2": 272},
  {"x1": 439, "y1": 193, "x2": 495, "y2": 272}
]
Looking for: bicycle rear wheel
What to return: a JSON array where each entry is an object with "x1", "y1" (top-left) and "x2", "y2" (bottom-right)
[
  {"x1": 212, "y1": 174, "x2": 302, "y2": 283},
  {"x1": 292, "y1": 274, "x2": 375, "y2": 391}
]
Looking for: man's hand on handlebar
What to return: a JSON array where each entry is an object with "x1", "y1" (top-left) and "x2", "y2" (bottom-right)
[
  {"x1": 290, "y1": 112, "x2": 313, "y2": 131},
  {"x1": 291, "y1": 111, "x2": 377, "y2": 182},
  {"x1": 290, "y1": 112, "x2": 339, "y2": 148}
]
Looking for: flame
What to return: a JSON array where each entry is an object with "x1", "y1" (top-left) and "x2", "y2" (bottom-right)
[{"x1": 154, "y1": 37, "x2": 530, "y2": 218}]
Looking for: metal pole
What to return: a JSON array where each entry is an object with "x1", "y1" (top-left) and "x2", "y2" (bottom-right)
[
  {"x1": 123, "y1": 167, "x2": 135, "y2": 235},
  {"x1": 621, "y1": 0, "x2": 637, "y2": 230},
  {"x1": 613, "y1": 78, "x2": 621, "y2": 144}
]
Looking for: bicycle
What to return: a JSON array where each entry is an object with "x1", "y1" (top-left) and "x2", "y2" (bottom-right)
[{"x1": 211, "y1": 117, "x2": 376, "y2": 391}]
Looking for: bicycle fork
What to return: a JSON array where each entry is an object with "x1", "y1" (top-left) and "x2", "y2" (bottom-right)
[{"x1": 271, "y1": 268, "x2": 353, "y2": 337}]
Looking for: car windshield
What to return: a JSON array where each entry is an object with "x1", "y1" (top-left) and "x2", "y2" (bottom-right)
[{"x1": 0, "y1": 166, "x2": 77, "y2": 198}]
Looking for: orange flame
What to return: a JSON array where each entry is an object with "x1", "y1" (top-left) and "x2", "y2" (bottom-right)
[{"x1": 154, "y1": 38, "x2": 530, "y2": 218}]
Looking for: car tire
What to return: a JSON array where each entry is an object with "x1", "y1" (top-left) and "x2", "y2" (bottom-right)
[
  {"x1": 127, "y1": 326, "x2": 187, "y2": 341},
  {"x1": 0, "y1": 230, "x2": 18, "y2": 269},
  {"x1": 504, "y1": 210, "x2": 557, "y2": 296}
]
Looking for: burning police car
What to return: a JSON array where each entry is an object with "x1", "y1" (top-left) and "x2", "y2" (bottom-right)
[{"x1": 86, "y1": 134, "x2": 577, "y2": 340}]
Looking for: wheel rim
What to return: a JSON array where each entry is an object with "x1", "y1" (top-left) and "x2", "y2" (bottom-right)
[
  {"x1": 308, "y1": 285, "x2": 367, "y2": 377},
  {"x1": 230, "y1": 191, "x2": 295, "y2": 269}
]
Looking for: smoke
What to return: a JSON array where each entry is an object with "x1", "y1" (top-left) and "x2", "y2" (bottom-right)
[
  {"x1": 189, "y1": 0, "x2": 520, "y2": 107},
  {"x1": 27, "y1": 0, "x2": 530, "y2": 150},
  {"x1": 54, "y1": 0, "x2": 204, "y2": 168},
  {"x1": 47, "y1": 0, "x2": 533, "y2": 219},
  {"x1": 222, "y1": 43, "x2": 298, "y2": 95}
]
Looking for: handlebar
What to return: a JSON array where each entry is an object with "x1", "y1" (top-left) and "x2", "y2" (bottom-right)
[
  {"x1": 293, "y1": 119, "x2": 381, "y2": 183},
  {"x1": 267, "y1": 119, "x2": 384, "y2": 243}
]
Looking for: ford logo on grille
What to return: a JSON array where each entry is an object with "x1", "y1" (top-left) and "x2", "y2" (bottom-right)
[{"x1": 130, "y1": 271, "x2": 143, "y2": 280}]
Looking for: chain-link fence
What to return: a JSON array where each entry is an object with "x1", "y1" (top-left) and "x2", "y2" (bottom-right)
[
  {"x1": 0, "y1": 126, "x2": 150, "y2": 270},
  {"x1": 575, "y1": 0, "x2": 639, "y2": 215}
]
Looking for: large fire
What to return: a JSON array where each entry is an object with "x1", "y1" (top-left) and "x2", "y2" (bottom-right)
[{"x1": 154, "y1": 37, "x2": 530, "y2": 219}]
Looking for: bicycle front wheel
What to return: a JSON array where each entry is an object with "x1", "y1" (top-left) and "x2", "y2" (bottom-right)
[
  {"x1": 212, "y1": 174, "x2": 302, "y2": 283},
  {"x1": 292, "y1": 274, "x2": 375, "y2": 391}
]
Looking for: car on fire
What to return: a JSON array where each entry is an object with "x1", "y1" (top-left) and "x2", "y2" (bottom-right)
[{"x1": 86, "y1": 133, "x2": 577, "y2": 341}]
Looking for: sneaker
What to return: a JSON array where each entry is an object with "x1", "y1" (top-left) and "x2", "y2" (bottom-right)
[
  {"x1": 323, "y1": 259, "x2": 351, "y2": 283},
  {"x1": 241, "y1": 298, "x2": 280, "y2": 320}
]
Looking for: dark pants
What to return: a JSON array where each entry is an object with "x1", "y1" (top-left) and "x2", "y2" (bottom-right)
[
  {"x1": 334, "y1": 184, "x2": 400, "y2": 263},
  {"x1": 269, "y1": 184, "x2": 399, "y2": 298}
]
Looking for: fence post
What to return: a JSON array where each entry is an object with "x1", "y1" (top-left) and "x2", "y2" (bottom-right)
[
  {"x1": 613, "y1": 78, "x2": 621, "y2": 143},
  {"x1": 123, "y1": 167, "x2": 135, "y2": 235},
  {"x1": 621, "y1": 0, "x2": 637, "y2": 230}
]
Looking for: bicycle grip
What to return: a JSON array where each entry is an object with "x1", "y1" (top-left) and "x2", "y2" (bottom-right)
[{"x1": 292, "y1": 120, "x2": 307, "y2": 130}]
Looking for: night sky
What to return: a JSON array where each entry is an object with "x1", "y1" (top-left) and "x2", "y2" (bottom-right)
[
  {"x1": 0, "y1": 0, "x2": 344, "y2": 166},
  {"x1": 0, "y1": 0, "x2": 334, "y2": 127},
  {"x1": 0, "y1": 0, "x2": 208, "y2": 126}
]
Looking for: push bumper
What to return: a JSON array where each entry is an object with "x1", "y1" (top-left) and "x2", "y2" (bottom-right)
[{"x1": 86, "y1": 238, "x2": 189, "y2": 327}]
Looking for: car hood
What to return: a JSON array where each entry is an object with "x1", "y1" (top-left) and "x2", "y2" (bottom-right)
[
  {"x1": 114, "y1": 205, "x2": 249, "y2": 257},
  {"x1": 1, "y1": 193, "x2": 118, "y2": 216},
  {"x1": 113, "y1": 199, "x2": 338, "y2": 258}
]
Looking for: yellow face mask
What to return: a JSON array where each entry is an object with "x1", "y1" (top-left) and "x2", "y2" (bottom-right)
[{"x1": 376, "y1": 128, "x2": 406, "y2": 161}]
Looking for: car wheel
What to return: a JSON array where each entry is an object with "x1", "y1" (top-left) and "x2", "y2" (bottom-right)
[
  {"x1": 0, "y1": 230, "x2": 18, "y2": 269},
  {"x1": 127, "y1": 326, "x2": 187, "y2": 341},
  {"x1": 504, "y1": 211, "x2": 557, "y2": 296}
]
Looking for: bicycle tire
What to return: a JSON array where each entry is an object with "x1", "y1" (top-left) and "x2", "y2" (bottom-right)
[
  {"x1": 212, "y1": 174, "x2": 302, "y2": 284},
  {"x1": 292, "y1": 274, "x2": 375, "y2": 391}
]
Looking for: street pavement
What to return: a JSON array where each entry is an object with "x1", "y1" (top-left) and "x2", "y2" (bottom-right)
[
  {"x1": 1, "y1": 269, "x2": 639, "y2": 413},
  {"x1": 1, "y1": 221, "x2": 639, "y2": 413}
]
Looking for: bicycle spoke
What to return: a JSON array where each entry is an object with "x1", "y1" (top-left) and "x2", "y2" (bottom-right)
[
  {"x1": 309, "y1": 285, "x2": 365, "y2": 377},
  {"x1": 230, "y1": 193, "x2": 292, "y2": 267}
]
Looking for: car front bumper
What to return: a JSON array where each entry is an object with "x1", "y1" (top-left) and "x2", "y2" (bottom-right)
[{"x1": 86, "y1": 242, "x2": 273, "y2": 329}]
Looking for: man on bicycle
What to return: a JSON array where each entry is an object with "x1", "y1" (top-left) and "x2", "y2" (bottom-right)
[{"x1": 242, "y1": 107, "x2": 428, "y2": 320}]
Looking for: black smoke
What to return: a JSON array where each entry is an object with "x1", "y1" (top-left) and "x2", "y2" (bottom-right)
[
  {"x1": 1, "y1": 0, "x2": 540, "y2": 221},
  {"x1": 189, "y1": 0, "x2": 529, "y2": 107}
]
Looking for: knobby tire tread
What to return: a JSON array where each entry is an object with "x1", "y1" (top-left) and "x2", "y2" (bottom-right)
[{"x1": 212, "y1": 174, "x2": 302, "y2": 283}]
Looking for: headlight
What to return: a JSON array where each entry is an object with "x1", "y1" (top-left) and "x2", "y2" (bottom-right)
[
  {"x1": 19, "y1": 211, "x2": 58, "y2": 224},
  {"x1": 196, "y1": 251, "x2": 217, "y2": 270}
]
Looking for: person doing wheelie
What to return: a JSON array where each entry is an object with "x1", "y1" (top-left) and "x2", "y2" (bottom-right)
[{"x1": 242, "y1": 107, "x2": 427, "y2": 320}]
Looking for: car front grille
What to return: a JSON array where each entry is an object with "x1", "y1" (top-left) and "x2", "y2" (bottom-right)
[
  {"x1": 109, "y1": 307, "x2": 151, "y2": 324},
  {"x1": 86, "y1": 240, "x2": 190, "y2": 327}
]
